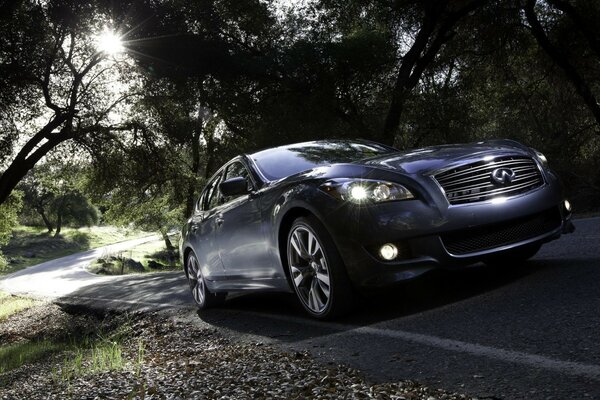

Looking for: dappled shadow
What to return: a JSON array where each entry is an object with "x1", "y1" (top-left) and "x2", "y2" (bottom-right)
[{"x1": 57, "y1": 271, "x2": 193, "y2": 312}]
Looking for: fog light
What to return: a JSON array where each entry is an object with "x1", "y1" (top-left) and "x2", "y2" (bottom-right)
[
  {"x1": 564, "y1": 199, "x2": 571, "y2": 212},
  {"x1": 379, "y1": 243, "x2": 398, "y2": 260}
]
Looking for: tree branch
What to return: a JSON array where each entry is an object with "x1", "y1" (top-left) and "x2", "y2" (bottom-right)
[
  {"x1": 524, "y1": 0, "x2": 600, "y2": 128},
  {"x1": 547, "y1": 0, "x2": 600, "y2": 59},
  {"x1": 382, "y1": 0, "x2": 487, "y2": 144}
]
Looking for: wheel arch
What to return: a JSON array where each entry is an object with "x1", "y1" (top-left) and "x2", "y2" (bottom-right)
[
  {"x1": 277, "y1": 207, "x2": 314, "y2": 282},
  {"x1": 182, "y1": 246, "x2": 195, "y2": 278}
]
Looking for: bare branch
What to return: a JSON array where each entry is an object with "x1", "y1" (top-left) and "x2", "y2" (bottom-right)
[{"x1": 40, "y1": 33, "x2": 66, "y2": 113}]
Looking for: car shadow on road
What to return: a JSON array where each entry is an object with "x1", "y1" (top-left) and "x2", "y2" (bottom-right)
[{"x1": 198, "y1": 260, "x2": 543, "y2": 340}]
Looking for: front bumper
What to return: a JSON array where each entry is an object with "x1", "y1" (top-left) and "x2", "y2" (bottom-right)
[{"x1": 319, "y1": 174, "x2": 573, "y2": 289}]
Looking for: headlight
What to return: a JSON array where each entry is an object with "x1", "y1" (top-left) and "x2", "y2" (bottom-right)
[
  {"x1": 531, "y1": 148, "x2": 548, "y2": 168},
  {"x1": 320, "y1": 179, "x2": 414, "y2": 203}
]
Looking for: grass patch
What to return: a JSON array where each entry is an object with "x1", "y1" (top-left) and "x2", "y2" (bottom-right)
[
  {"x1": 0, "y1": 307, "x2": 143, "y2": 383},
  {"x1": 89, "y1": 235, "x2": 181, "y2": 275},
  {"x1": 0, "y1": 341, "x2": 67, "y2": 374},
  {"x1": 56, "y1": 338, "x2": 125, "y2": 383},
  {"x1": 0, "y1": 291, "x2": 39, "y2": 321},
  {"x1": 53, "y1": 317, "x2": 143, "y2": 384},
  {"x1": 0, "y1": 226, "x2": 152, "y2": 276}
]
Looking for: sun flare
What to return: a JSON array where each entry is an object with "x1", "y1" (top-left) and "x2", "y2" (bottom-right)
[{"x1": 96, "y1": 29, "x2": 124, "y2": 55}]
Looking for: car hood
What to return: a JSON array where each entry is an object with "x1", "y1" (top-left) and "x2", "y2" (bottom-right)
[{"x1": 359, "y1": 139, "x2": 533, "y2": 175}]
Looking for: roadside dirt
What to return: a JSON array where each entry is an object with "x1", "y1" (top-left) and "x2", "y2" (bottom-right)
[{"x1": 0, "y1": 303, "x2": 473, "y2": 399}]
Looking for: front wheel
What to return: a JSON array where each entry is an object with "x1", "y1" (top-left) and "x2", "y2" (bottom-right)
[
  {"x1": 287, "y1": 216, "x2": 354, "y2": 320},
  {"x1": 186, "y1": 252, "x2": 226, "y2": 309}
]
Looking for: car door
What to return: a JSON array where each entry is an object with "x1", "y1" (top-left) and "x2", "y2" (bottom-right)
[
  {"x1": 215, "y1": 161, "x2": 275, "y2": 279},
  {"x1": 188, "y1": 171, "x2": 226, "y2": 279}
]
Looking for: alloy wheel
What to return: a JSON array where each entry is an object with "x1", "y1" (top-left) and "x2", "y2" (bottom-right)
[
  {"x1": 288, "y1": 225, "x2": 331, "y2": 314},
  {"x1": 186, "y1": 254, "x2": 205, "y2": 306}
]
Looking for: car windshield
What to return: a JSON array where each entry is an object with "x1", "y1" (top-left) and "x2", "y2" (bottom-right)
[{"x1": 251, "y1": 141, "x2": 395, "y2": 181}]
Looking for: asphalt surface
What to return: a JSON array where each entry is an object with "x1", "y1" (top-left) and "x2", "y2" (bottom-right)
[{"x1": 2, "y1": 218, "x2": 599, "y2": 399}]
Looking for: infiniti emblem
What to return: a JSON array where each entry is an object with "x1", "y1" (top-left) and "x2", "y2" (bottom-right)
[{"x1": 491, "y1": 167, "x2": 516, "y2": 185}]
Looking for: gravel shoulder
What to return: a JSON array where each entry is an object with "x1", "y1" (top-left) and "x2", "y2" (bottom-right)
[{"x1": 0, "y1": 303, "x2": 473, "y2": 400}]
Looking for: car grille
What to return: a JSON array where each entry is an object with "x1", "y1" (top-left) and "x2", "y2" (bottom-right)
[
  {"x1": 434, "y1": 156, "x2": 544, "y2": 205},
  {"x1": 441, "y1": 208, "x2": 561, "y2": 255}
]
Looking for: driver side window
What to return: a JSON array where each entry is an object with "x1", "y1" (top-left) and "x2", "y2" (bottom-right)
[
  {"x1": 203, "y1": 172, "x2": 223, "y2": 211},
  {"x1": 222, "y1": 162, "x2": 252, "y2": 203}
]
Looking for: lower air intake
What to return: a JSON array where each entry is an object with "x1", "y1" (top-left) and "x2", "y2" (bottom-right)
[{"x1": 441, "y1": 208, "x2": 561, "y2": 255}]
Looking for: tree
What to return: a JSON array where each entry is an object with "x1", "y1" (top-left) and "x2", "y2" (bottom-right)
[
  {"x1": 0, "y1": 0, "x2": 139, "y2": 206},
  {"x1": 18, "y1": 153, "x2": 99, "y2": 235},
  {"x1": 20, "y1": 171, "x2": 56, "y2": 233},
  {"x1": 49, "y1": 189, "x2": 99, "y2": 236},
  {"x1": 377, "y1": 0, "x2": 488, "y2": 145}
]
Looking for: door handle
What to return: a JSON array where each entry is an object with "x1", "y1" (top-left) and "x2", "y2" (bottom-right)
[
  {"x1": 191, "y1": 224, "x2": 199, "y2": 233},
  {"x1": 215, "y1": 215, "x2": 224, "y2": 227}
]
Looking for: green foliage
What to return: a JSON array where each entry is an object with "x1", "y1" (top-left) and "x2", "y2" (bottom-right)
[
  {"x1": 19, "y1": 153, "x2": 99, "y2": 232},
  {"x1": 2, "y1": 0, "x2": 600, "y2": 220},
  {"x1": 0, "y1": 192, "x2": 22, "y2": 246},
  {"x1": 0, "y1": 192, "x2": 22, "y2": 270}
]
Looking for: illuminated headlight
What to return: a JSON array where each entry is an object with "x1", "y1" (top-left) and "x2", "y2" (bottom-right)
[
  {"x1": 531, "y1": 148, "x2": 548, "y2": 168},
  {"x1": 379, "y1": 243, "x2": 398, "y2": 260},
  {"x1": 349, "y1": 185, "x2": 368, "y2": 201},
  {"x1": 564, "y1": 199, "x2": 571, "y2": 212},
  {"x1": 321, "y1": 179, "x2": 415, "y2": 203}
]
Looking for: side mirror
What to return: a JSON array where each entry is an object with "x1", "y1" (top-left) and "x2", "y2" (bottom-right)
[{"x1": 219, "y1": 177, "x2": 249, "y2": 197}]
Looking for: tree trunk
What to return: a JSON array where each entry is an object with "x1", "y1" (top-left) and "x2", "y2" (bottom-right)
[
  {"x1": 185, "y1": 105, "x2": 204, "y2": 218},
  {"x1": 204, "y1": 127, "x2": 216, "y2": 179},
  {"x1": 54, "y1": 213, "x2": 62, "y2": 237},
  {"x1": 37, "y1": 208, "x2": 54, "y2": 233},
  {"x1": 162, "y1": 230, "x2": 175, "y2": 253},
  {"x1": 0, "y1": 115, "x2": 69, "y2": 206},
  {"x1": 382, "y1": 5, "x2": 441, "y2": 145},
  {"x1": 381, "y1": 0, "x2": 487, "y2": 146},
  {"x1": 524, "y1": 0, "x2": 600, "y2": 129}
]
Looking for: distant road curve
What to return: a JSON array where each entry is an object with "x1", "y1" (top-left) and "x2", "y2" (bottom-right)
[{"x1": 0, "y1": 235, "x2": 162, "y2": 299}]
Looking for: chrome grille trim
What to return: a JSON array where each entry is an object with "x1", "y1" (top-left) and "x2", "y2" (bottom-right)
[{"x1": 434, "y1": 156, "x2": 544, "y2": 205}]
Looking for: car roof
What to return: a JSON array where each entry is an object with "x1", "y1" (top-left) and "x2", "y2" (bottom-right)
[{"x1": 247, "y1": 139, "x2": 395, "y2": 158}]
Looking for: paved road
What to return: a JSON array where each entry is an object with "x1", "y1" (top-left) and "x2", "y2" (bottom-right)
[
  {"x1": 2, "y1": 218, "x2": 599, "y2": 399},
  {"x1": 0, "y1": 235, "x2": 163, "y2": 298}
]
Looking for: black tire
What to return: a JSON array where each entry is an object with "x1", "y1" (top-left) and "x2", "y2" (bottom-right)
[
  {"x1": 185, "y1": 251, "x2": 226, "y2": 309},
  {"x1": 286, "y1": 216, "x2": 354, "y2": 320},
  {"x1": 484, "y1": 243, "x2": 541, "y2": 268}
]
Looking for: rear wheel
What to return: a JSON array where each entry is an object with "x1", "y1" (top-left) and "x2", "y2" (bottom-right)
[
  {"x1": 186, "y1": 252, "x2": 226, "y2": 309},
  {"x1": 287, "y1": 216, "x2": 353, "y2": 320}
]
